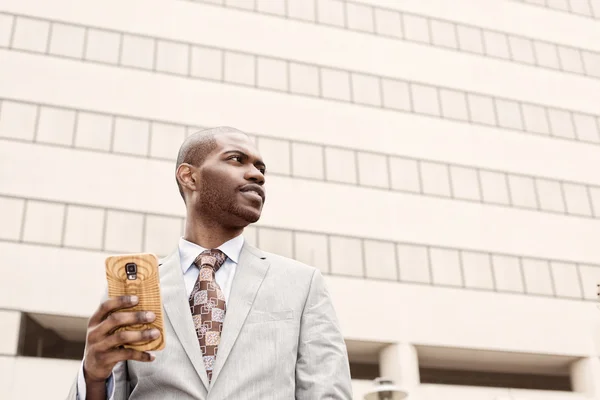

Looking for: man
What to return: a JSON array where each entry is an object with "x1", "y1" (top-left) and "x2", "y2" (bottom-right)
[{"x1": 68, "y1": 127, "x2": 353, "y2": 399}]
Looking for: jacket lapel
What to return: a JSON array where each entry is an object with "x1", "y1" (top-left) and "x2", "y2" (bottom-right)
[
  {"x1": 160, "y1": 250, "x2": 211, "y2": 391},
  {"x1": 210, "y1": 243, "x2": 270, "y2": 386}
]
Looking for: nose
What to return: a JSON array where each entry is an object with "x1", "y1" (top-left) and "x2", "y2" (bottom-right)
[{"x1": 245, "y1": 165, "x2": 265, "y2": 185}]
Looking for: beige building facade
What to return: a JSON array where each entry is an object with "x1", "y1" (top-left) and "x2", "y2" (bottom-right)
[{"x1": 1, "y1": 0, "x2": 600, "y2": 399}]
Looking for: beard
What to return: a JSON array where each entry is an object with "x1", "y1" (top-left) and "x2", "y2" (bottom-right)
[{"x1": 195, "y1": 181, "x2": 262, "y2": 228}]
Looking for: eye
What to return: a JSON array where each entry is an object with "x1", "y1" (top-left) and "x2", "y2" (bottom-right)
[{"x1": 229, "y1": 155, "x2": 243, "y2": 162}]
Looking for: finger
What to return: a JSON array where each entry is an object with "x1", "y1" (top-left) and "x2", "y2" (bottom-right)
[
  {"x1": 99, "y1": 328, "x2": 161, "y2": 352},
  {"x1": 89, "y1": 296, "x2": 139, "y2": 327},
  {"x1": 97, "y1": 310, "x2": 156, "y2": 337},
  {"x1": 104, "y1": 348, "x2": 156, "y2": 365}
]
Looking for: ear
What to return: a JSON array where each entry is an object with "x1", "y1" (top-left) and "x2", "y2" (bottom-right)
[{"x1": 176, "y1": 163, "x2": 199, "y2": 192}]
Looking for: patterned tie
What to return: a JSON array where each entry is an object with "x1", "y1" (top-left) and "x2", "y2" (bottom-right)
[{"x1": 189, "y1": 249, "x2": 227, "y2": 382}]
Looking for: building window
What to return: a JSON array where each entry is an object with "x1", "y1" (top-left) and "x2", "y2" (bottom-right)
[
  {"x1": 17, "y1": 313, "x2": 86, "y2": 360},
  {"x1": 350, "y1": 362, "x2": 380, "y2": 380},
  {"x1": 419, "y1": 367, "x2": 572, "y2": 391}
]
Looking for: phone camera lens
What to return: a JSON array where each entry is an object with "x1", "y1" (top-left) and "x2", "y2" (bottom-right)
[{"x1": 125, "y1": 263, "x2": 137, "y2": 274}]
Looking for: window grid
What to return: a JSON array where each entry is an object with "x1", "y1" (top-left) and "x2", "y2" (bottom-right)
[
  {"x1": 0, "y1": 194, "x2": 591, "y2": 301},
  {"x1": 176, "y1": 0, "x2": 600, "y2": 78},
  {"x1": 457, "y1": 250, "x2": 467, "y2": 288},
  {"x1": 59, "y1": 202, "x2": 69, "y2": 246},
  {"x1": 70, "y1": 110, "x2": 80, "y2": 148},
  {"x1": 3, "y1": 12, "x2": 600, "y2": 147},
  {"x1": 518, "y1": 257, "x2": 530, "y2": 294},
  {"x1": 1, "y1": 97, "x2": 599, "y2": 220},
  {"x1": 30, "y1": 104, "x2": 42, "y2": 143},
  {"x1": 511, "y1": 0, "x2": 600, "y2": 19}
]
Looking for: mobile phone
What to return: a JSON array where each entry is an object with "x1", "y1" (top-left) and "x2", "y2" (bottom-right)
[{"x1": 105, "y1": 253, "x2": 165, "y2": 351}]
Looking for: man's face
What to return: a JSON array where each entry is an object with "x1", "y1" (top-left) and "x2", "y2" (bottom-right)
[{"x1": 193, "y1": 132, "x2": 266, "y2": 228}]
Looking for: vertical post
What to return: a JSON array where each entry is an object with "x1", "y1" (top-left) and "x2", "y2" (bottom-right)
[
  {"x1": 570, "y1": 357, "x2": 600, "y2": 397},
  {"x1": 0, "y1": 310, "x2": 22, "y2": 400},
  {"x1": 379, "y1": 343, "x2": 420, "y2": 393},
  {"x1": 0, "y1": 310, "x2": 22, "y2": 356}
]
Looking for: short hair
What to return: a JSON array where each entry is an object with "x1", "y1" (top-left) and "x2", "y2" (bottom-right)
[{"x1": 175, "y1": 126, "x2": 246, "y2": 201}]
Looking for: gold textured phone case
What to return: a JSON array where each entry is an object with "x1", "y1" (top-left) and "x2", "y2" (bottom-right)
[{"x1": 105, "y1": 253, "x2": 165, "y2": 351}]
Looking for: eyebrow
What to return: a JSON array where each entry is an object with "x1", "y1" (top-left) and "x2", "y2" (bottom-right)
[{"x1": 223, "y1": 150, "x2": 266, "y2": 169}]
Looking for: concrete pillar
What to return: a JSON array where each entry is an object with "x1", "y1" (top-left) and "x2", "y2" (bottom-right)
[
  {"x1": 0, "y1": 310, "x2": 22, "y2": 356},
  {"x1": 570, "y1": 357, "x2": 600, "y2": 397},
  {"x1": 0, "y1": 310, "x2": 21, "y2": 400},
  {"x1": 379, "y1": 343, "x2": 420, "y2": 393}
]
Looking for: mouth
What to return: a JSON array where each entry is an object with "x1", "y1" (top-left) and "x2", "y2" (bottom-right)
[{"x1": 239, "y1": 185, "x2": 265, "y2": 202}]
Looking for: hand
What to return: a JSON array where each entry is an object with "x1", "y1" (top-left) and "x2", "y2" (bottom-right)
[{"x1": 83, "y1": 295, "x2": 160, "y2": 384}]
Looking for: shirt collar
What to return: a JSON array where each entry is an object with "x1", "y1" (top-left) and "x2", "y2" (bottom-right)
[{"x1": 179, "y1": 234, "x2": 245, "y2": 274}]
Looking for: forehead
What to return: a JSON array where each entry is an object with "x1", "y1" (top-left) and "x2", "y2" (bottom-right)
[{"x1": 214, "y1": 132, "x2": 260, "y2": 156}]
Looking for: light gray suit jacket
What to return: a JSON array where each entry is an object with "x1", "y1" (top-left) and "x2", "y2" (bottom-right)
[{"x1": 68, "y1": 243, "x2": 352, "y2": 399}]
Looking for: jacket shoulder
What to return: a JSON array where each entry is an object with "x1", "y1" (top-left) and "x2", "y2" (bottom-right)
[{"x1": 259, "y1": 249, "x2": 319, "y2": 276}]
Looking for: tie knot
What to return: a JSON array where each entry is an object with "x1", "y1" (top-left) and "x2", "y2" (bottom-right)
[{"x1": 193, "y1": 249, "x2": 226, "y2": 272}]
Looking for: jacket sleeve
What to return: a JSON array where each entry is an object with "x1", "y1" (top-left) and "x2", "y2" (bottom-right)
[
  {"x1": 295, "y1": 269, "x2": 353, "y2": 400},
  {"x1": 66, "y1": 286, "x2": 131, "y2": 400},
  {"x1": 66, "y1": 361, "x2": 126, "y2": 400}
]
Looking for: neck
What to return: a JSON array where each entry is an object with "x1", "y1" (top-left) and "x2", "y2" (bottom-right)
[{"x1": 183, "y1": 213, "x2": 244, "y2": 249}]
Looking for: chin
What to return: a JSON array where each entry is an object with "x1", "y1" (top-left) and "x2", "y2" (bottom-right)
[
  {"x1": 242, "y1": 211, "x2": 261, "y2": 224},
  {"x1": 230, "y1": 206, "x2": 262, "y2": 226}
]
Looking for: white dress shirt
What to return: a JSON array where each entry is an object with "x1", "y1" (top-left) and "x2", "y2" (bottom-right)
[
  {"x1": 178, "y1": 234, "x2": 244, "y2": 302},
  {"x1": 77, "y1": 235, "x2": 244, "y2": 399}
]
